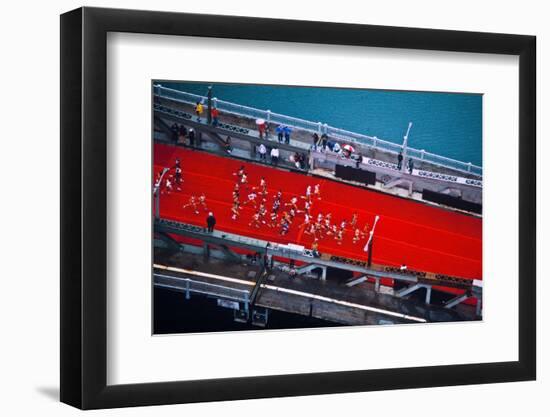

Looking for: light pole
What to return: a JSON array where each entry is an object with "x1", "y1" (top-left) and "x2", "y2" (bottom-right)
[
  {"x1": 401, "y1": 121, "x2": 413, "y2": 172},
  {"x1": 153, "y1": 167, "x2": 170, "y2": 220},
  {"x1": 364, "y1": 215, "x2": 380, "y2": 267},
  {"x1": 207, "y1": 86, "x2": 213, "y2": 125}
]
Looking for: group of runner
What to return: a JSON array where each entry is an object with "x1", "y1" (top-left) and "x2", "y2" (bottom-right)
[
  {"x1": 155, "y1": 157, "x2": 210, "y2": 215},
  {"x1": 230, "y1": 165, "x2": 372, "y2": 248},
  {"x1": 156, "y1": 158, "x2": 374, "y2": 251}
]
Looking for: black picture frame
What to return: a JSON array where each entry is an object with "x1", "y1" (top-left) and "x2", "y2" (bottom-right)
[{"x1": 60, "y1": 6, "x2": 536, "y2": 409}]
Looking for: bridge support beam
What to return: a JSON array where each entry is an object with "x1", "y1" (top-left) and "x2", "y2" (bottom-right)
[
  {"x1": 396, "y1": 283, "x2": 432, "y2": 304},
  {"x1": 345, "y1": 275, "x2": 368, "y2": 287},
  {"x1": 476, "y1": 297, "x2": 483, "y2": 317},
  {"x1": 444, "y1": 293, "x2": 469, "y2": 309},
  {"x1": 296, "y1": 264, "x2": 327, "y2": 280}
]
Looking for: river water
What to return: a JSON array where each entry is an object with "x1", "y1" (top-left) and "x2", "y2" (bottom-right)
[{"x1": 161, "y1": 81, "x2": 482, "y2": 167}]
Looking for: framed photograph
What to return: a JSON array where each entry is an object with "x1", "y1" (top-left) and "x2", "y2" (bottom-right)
[{"x1": 60, "y1": 7, "x2": 536, "y2": 409}]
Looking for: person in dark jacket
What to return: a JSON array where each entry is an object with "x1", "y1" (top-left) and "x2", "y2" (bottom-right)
[
  {"x1": 407, "y1": 158, "x2": 414, "y2": 174},
  {"x1": 170, "y1": 123, "x2": 179, "y2": 143},
  {"x1": 188, "y1": 128, "x2": 195, "y2": 147},
  {"x1": 206, "y1": 212, "x2": 216, "y2": 233},
  {"x1": 397, "y1": 152, "x2": 403, "y2": 170}
]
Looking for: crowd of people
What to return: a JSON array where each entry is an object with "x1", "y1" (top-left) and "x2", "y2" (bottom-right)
[
  {"x1": 155, "y1": 156, "x2": 377, "y2": 252},
  {"x1": 230, "y1": 165, "x2": 374, "y2": 253}
]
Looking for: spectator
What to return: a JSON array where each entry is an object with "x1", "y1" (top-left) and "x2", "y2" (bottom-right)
[
  {"x1": 224, "y1": 135, "x2": 232, "y2": 154},
  {"x1": 283, "y1": 125, "x2": 292, "y2": 144},
  {"x1": 194, "y1": 101, "x2": 204, "y2": 122},
  {"x1": 206, "y1": 212, "x2": 216, "y2": 233},
  {"x1": 397, "y1": 152, "x2": 403, "y2": 170},
  {"x1": 170, "y1": 122, "x2": 179, "y2": 143},
  {"x1": 178, "y1": 125, "x2": 187, "y2": 143},
  {"x1": 258, "y1": 143, "x2": 267, "y2": 161},
  {"x1": 276, "y1": 125, "x2": 284, "y2": 143},
  {"x1": 258, "y1": 121, "x2": 266, "y2": 139},
  {"x1": 333, "y1": 142, "x2": 341, "y2": 154},
  {"x1": 408, "y1": 158, "x2": 414, "y2": 174},
  {"x1": 312, "y1": 239, "x2": 321, "y2": 258},
  {"x1": 312, "y1": 133, "x2": 320, "y2": 149},
  {"x1": 211, "y1": 107, "x2": 220, "y2": 126},
  {"x1": 270, "y1": 147, "x2": 279, "y2": 166},
  {"x1": 188, "y1": 128, "x2": 195, "y2": 147},
  {"x1": 321, "y1": 133, "x2": 328, "y2": 151}
]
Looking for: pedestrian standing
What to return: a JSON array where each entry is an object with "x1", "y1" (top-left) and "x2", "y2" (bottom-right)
[
  {"x1": 397, "y1": 152, "x2": 403, "y2": 170},
  {"x1": 211, "y1": 107, "x2": 220, "y2": 126},
  {"x1": 283, "y1": 126, "x2": 291, "y2": 144},
  {"x1": 206, "y1": 212, "x2": 216, "y2": 233},
  {"x1": 321, "y1": 133, "x2": 328, "y2": 151},
  {"x1": 408, "y1": 157, "x2": 414, "y2": 174},
  {"x1": 194, "y1": 102, "x2": 204, "y2": 122},
  {"x1": 170, "y1": 123, "x2": 179, "y2": 143},
  {"x1": 312, "y1": 133, "x2": 320, "y2": 149},
  {"x1": 258, "y1": 143, "x2": 267, "y2": 161},
  {"x1": 178, "y1": 125, "x2": 187, "y2": 143},
  {"x1": 270, "y1": 147, "x2": 279, "y2": 166},
  {"x1": 258, "y1": 121, "x2": 266, "y2": 139},
  {"x1": 276, "y1": 125, "x2": 284, "y2": 143}
]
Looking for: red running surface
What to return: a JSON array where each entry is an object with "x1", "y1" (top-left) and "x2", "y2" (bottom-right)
[{"x1": 154, "y1": 144, "x2": 482, "y2": 287}]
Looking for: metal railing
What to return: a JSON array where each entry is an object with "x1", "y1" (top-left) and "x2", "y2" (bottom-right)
[
  {"x1": 154, "y1": 273, "x2": 250, "y2": 303},
  {"x1": 153, "y1": 84, "x2": 482, "y2": 177}
]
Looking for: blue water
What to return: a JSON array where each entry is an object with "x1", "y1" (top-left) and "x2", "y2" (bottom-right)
[{"x1": 161, "y1": 81, "x2": 482, "y2": 167}]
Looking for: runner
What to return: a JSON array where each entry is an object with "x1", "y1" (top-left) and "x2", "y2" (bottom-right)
[
  {"x1": 242, "y1": 191, "x2": 258, "y2": 208},
  {"x1": 182, "y1": 195, "x2": 199, "y2": 214},
  {"x1": 249, "y1": 212, "x2": 261, "y2": 228},
  {"x1": 314, "y1": 183, "x2": 321, "y2": 200},
  {"x1": 231, "y1": 202, "x2": 241, "y2": 221},
  {"x1": 198, "y1": 194, "x2": 208, "y2": 211}
]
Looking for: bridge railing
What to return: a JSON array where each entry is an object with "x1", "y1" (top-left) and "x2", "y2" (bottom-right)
[
  {"x1": 154, "y1": 273, "x2": 250, "y2": 303},
  {"x1": 153, "y1": 84, "x2": 482, "y2": 178}
]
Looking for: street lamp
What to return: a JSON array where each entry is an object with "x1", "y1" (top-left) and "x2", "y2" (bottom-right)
[
  {"x1": 153, "y1": 167, "x2": 170, "y2": 220},
  {"x1": 364, "y1": 215, "x2": 380, "y2": 267},
  {"x1": 401, "y1": 121, "x2": 413, "y2": 172}
]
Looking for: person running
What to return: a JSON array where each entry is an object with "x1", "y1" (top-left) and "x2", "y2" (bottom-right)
[
  {"x1": 243, "y1": 191, "x2": 258, "y2": 208},
  {"x1": 240, "y1": 173, "x2": 249, "y2": 189},
  {"x1": 198, "y1": 194, "x2": 208, "y2": 212},
  {"x1": 258, "y1": 203, "x2": 268, "y2": 223},
  {"x1": 285, "y1": 197, "x2": 298, "y2": 212},
  {"x1": 183, "y1": 196, "x2": 199, "y2": 214},
  {"x1": 194, "y1": 101, "x2": 204, "y2": 122},
  {"x1": 352, "y1": 228, "x2": 362, "y2": 244},
  {"x1": 163, "y1": 178, "x2": 173, "y2": 194},
  {"x1": 303, "y1": 199, "x2": 312, "y2": 216},
  {"x1": 173, "y1": 167, "x2": 183, "y2": 191},
  {"x1": 231, "y1": 202, "x2": 241, "y2": 220},
  {"x1": 335, "y1": 228, "x2": 344, "y2": 245},
  {"x1": 233, "y1": 165, "x2": 246, "y2": 179},
  {"x1": 280, "y1": 218, "x2": 290, "y2": 236},
  {"x1": 350, "y1": 213, "x2": 358, "y2": 229},
  {"x1": 267, "y1": 210, "x2": 278, "y2": 228},
  {"x1": 314, "y1": 184, "x2": 321, "y2": 200},
  {"x1": 249, "y1": 212, "x2": 261, "y2": 228},
  {"x1": 300, "y1": 213, "x2": 312, "y2": 229}
]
